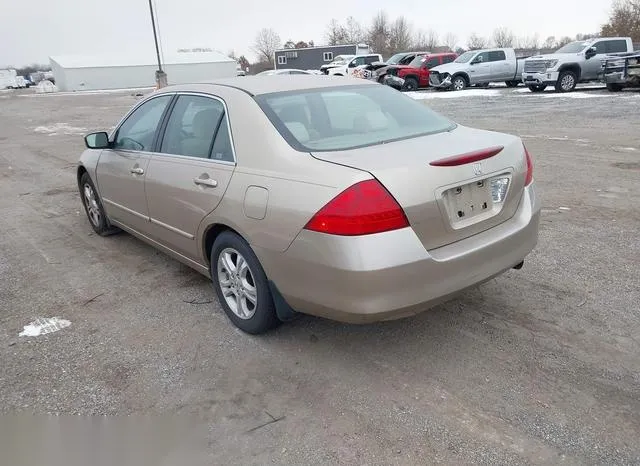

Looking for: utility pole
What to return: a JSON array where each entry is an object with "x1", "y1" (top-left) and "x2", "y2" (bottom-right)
[{"x1": 148, "y1": 0, "x2": 167, "y2": 88}]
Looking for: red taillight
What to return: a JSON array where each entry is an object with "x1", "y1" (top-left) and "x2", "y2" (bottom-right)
[
  {"x1": 304, "y1": 179, "x2": 409, "y2": 236},
  {"x1": 524, "y1": 145, "x2": 534, "y2": 186}
]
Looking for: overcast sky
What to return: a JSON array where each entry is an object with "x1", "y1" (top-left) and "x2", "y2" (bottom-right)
[{"x1": 1, "y1": 0, "x2": 613, "y2": 67}]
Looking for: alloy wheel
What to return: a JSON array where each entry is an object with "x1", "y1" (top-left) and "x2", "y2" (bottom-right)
[
  {"x1": 217, "y1": 248, "x2": 258, "y2": 320},
  {"x1": 83, "y1": 183, "x2": 101, "y2": 227}
]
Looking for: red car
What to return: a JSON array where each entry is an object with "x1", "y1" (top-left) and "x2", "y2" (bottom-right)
[{"x1": 379, "y1": 53, "x2": 458, "y2": 91}]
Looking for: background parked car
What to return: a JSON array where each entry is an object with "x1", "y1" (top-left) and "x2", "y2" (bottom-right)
[
  {"x1": 430, "y1": 48, "x2": 526, "y2": 91},
  {"x1": 327, "y1": 54, "x2": 384, "y2": 76},
  {"x1": 256, "y1": 69, "x2": 313, "y2": 75},
  {"x1": 522, "y1": 37, "x2": 634, "y2": 92},
  {"x1": 380, "y1": 53, "x2": 458, "y2": 91},
  {"x1": 320, "y1": 55, "x2": 355, "y2": 74},
  {"x1": 601, "y1": 50, "x2": 640, "y2": 91}
]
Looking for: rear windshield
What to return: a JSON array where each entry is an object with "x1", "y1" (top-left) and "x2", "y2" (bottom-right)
[{"x1": 254, "y1": 84, "x2": 455, "y2": 152}]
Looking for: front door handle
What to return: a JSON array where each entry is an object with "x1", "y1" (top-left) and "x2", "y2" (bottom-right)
[
  {"x1": 130, "y1": 167, "x2": 144, "y2": 175},
  {"x1": 193, "y1": 177, "x2": 218, "y2": 188}
]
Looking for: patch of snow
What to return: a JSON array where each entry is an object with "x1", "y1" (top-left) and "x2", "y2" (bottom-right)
[
  {"x1": 19, "y1": 317, "x2": 71, "y2": 337},
  {"x1": 408, "y1": 89, "x2": 502, "y2": 100},
  {"x1": 34, "y1": 123, "x2": 87, "y2": 135},
  {"x1": 612, "y1": 146, "x2": 637, "y2": 152},
  {"x1": 542, "y1": 92, "x2": 607, "y2": 99}
]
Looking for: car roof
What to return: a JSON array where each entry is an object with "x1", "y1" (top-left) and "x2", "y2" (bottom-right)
[{"x1": 158, "y1": 75, "x2": 376, "y2": 97}]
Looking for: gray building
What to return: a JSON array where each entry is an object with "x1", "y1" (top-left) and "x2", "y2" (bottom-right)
[{"x1": 274, "y1": 45, "x2": 369, "y2": 71}]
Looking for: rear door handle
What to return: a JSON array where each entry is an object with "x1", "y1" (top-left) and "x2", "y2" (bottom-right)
[
  {"x1": 130, "y1": 167, "x2": 144, "y2": 175},
  {"x1": 193, "y1": 177, "x2": 218, "y2": 188}
]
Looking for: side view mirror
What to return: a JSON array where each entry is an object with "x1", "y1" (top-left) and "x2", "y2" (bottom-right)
[
  {"x1": 84, "y1": 131, "x2": 110, "y2": 149},
  {"x1": 585, "y1": 47, "x2": 597, "y2": 59}
]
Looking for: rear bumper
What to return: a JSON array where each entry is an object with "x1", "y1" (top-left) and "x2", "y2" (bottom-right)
[
  {"x1": 522, "y1": 71, "x2": 558, "y2": 86},
  {"x1": 257, "y1": 184, "x2": 541, "y2": 324}
]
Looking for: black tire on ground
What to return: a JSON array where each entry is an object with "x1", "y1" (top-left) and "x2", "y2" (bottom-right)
[
  {"x1": 505, "y1": 80, "x2": 520, "y2": 88},
  {"x1": 401, "y1": 77, "x2": 419, "y2": 91},
  {"x1": 452, "y1": 75, "x2": 467, "y2": 91},
  {"x1": 79, "y1": 172, "x2": 120, "y2": 236},
  {"x1": 555, "y1": 70, "x2": 577, "y2": 92},
  {"x1": 528, "y1": 84, "x2": 547, "y2": 93},
  {"x1": 211, "y1": 231, "x2": 280, "y2": 335},
  {"x1": 606, "y1": 83, "x2": 623, "y2": 92}
]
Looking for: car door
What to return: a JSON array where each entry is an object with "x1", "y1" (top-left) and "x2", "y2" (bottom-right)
[
  {"x1": 143, "y1": 93, "x2": 236, "y2": 262},
  {"x1": 583, "y1": 41, "x2": 607, "y2": 79},
  {"x1": 468, "y1": 51, "x2": 491, "y2": 83},
  {"x1": 488, "y1": 50, "x2": 511, "y2": 80},
  {"x1": 97, "y1": 94, "x2": 173, "y2": 232},
  {"x1": 347, "y1": 56, "x2": 366, "y2": 75}
]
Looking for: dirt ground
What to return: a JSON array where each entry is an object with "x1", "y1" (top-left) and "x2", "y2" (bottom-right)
[{"x1": 1, "y1": 84, "x2": 639, "y2": 465}]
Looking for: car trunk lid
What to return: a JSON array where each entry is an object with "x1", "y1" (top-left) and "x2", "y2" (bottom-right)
[{"x1": 311, "y1": 125, "x2": 528, "y2": 250}]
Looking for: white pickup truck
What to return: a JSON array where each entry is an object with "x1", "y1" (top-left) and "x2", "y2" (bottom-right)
[
  {"x1": 327, "y1": 54, "x2": 384, "y2": 77},
  {"x1": 429, "y1": 48, "x2": 526, "y2": 91},
  {"x1": 522, "y1": 37, "x2": 634, "y2": 92}
]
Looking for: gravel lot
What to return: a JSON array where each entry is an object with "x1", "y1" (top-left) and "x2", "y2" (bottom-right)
[{"x1": 1, "y1": 84, "x2": 639, "y2": 464}]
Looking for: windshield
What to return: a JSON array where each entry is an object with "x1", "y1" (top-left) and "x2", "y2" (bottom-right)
[
  {"x1": 555, "y1": 41, "x2": 589, "y2": 53},
  {"x1": 386, "y1": 53, "x2": 407, "y2": 65},
  {"x1": 254, "y1": 84, "x2": 455, "y2": 152},
  {"x1": 454, "y1": 51, "x2": 476, "y2": 63},
  {"x1": 331, "y1": 55, "x2": 353, "y2": 64}
]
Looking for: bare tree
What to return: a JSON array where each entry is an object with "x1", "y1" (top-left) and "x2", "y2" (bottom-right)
[
  {"x1": 413, "y1": 29, "x2": 439, "y2": 51},
  {"x1": 443, "y1": 32, "x2": 458, "y2": 51},
  {"x1": 326, "y1": 19, "x2": 348, "y2": 45},
  {"x1": 557, "y1": 36, "x2": 573, "y2": 47},
  {"x1": 345, "y1": 16, "x2": 365, "y2": 44},
  {"x1": 252, "y1": 28, "x2": 281, "y2": 65},
  {"x1": 493, "y1": 27, "x2": 515, "y2": 47},
  {"x1": 601, "y1": 0, "x2": 640, "y2": 41},
  {"x1": 542, "y1": 36, "x2": 557, "y2": 49},
  {"x1": 467, "y1": 33, "x2": 488, "y2": 50},
  {"x1": 517, "y1": 33, "x2": 540, "y2": 51},
  {"x1": 389, "y1": 16, "x2": 413, "y2": 53},
  {"x1": 368, "y1": 11, "x2": 391, "y2": 55}
]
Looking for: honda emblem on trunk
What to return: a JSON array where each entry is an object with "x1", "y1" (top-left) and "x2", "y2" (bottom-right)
[{"x1": 472, "y1": 163, "x2": 483, "y2": 175}]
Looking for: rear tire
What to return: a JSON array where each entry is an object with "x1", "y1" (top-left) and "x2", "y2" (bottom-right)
[
  {"x1": 79, "y1": 172, "x2": 120, "y2": 236},
  {"x1": 555, "y1": 70, "x2": 577, "y2": 92},
  {"x1": 452, "y1": 75, "x2": 467, "y2": 91},
  {"x1": 528, "y1": 84, "x2": 547, "y2": 92},
  {"x1": 401, "y1": 77, "x2": 419, "y2": 92},
  {"x1": 606, "y1": 83, "x2": 623, "y2": 92},
  {"x1": 211, "y1": 231, "x2": 280, "y2": 335}
]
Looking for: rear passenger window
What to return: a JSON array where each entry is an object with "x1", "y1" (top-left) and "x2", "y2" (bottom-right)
[
  {"x1": 606, "y1": 40, "x2": 628, "y2": 53},
  {"x1": 159, "y1": 95, "x2": 233, "y2": 161},
  {"x1": 488, "y1": 51, "x2": 507, "y2": 62},
  {"x1": 364, "y1": 56, "x2": 378, "y2": 64}
]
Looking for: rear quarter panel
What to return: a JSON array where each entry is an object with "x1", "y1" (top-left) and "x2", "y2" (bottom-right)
[{"x1": 195, "y1": 86, "x2": 371, "y2": 261}]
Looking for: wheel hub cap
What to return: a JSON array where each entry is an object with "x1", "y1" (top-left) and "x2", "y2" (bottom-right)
[{"x1": 217, "y1": 248, "x2": 258, "y2": 320}]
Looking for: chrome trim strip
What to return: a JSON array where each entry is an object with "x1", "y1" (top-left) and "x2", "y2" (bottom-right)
[
  {"x1": 149, "y1": 217, "x2": 195, "y2": 239},
  {"x1": 102, "y1": 198, "x2": 149, "y2": 220}
]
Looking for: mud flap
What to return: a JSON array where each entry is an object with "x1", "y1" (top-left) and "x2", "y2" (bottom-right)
[{"x1": 268, "y1": 280, "x2": 298, "y2": 322}]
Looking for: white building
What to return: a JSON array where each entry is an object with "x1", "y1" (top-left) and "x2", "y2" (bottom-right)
[{"x1": 49, "y1": 51, "x2": 237, "y2": 92}]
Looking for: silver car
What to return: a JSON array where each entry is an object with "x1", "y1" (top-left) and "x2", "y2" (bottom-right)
[{"x1": 78, "y1": 76, "x2": 540, "y2": 334}]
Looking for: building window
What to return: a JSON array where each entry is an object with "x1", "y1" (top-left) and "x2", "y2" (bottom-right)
[
  {"x1": 323, "y1": 52, "x2": 334, "y2": 62},
  {"x1": 277, "y1": 55, "x2": 287, "y2": 65}
]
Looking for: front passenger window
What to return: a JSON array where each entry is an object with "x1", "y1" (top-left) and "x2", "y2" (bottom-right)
[
  {"x1": 160, "y1": 95, "x2": 225, "y2": 159},
  {"x1": 113, "y1": 95, "x2": 172, "y2": 151}
]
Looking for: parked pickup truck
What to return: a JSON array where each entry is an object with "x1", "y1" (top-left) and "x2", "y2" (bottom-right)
[
  {"x1": 429, "y1": 48, "x2": 526, "y2": 91},
  {"x1": 327, "y1": 54, "x2": 384, "y2": 77},
  {"x1": 379, "y1": 53, "x2": 458, "y2": 91},
  {"x1": 522, "y1": 37, "x2": 634, "y2": 92},
  {"x1": 601, "y1": 50, "x2": 640, "y2": 91}
]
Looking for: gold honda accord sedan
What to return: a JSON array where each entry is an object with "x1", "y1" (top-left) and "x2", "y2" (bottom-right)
[{"x1": 77, "y1": 76, "x2": 540, "y2": 334}]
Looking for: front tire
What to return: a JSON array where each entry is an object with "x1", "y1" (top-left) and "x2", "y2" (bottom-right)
[
  {"x1": 401, "y1": 77, "x2": 419, "y2": 92},
  {"x1": 606, "y1": 83, "x2": 623, "y2": 92},
  {"x1": 211, "y1": 231, "x2": 280, "y2": 335},
  {"x1": 452, "y1": 75, "x2": 467, "y2": 91},
  {"x1": 79, "y1": 172, "x2": 120, "y2": 236},
  {"x1": 505, "y1": 80, "x2": 520, "y2": 88},
  {"x1": 555, "y1": 71, "x2": 577, "y2": 92}
]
